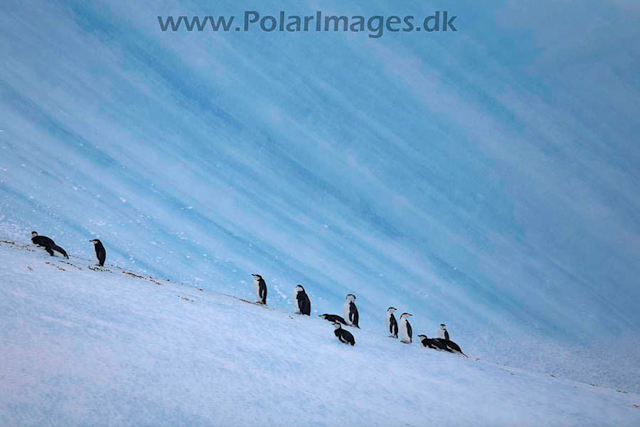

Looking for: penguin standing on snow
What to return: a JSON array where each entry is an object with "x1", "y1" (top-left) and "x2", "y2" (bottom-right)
[
  {"x1": 399, "y1": 313, "x2": 413, "y2": 344},
  {"x1": 343, "y1": 294, "x2": 359, "y2": 328},
  {"x1": 438, "y1": 323, "x2": 450, "y2": 340},
  {"x1": 251, "y1": 274, "x2": 267, "y2": 305},
  {"x1": 417, "y1": 334, "x2": 452, "y2": 352},
  {"x1": 319, "y1": 314, "x2": 348, "y2": 325},
  {"x1": 333, "y1": 322, "x2": 355, "y2": 346},
  {"x1": 293, "y1": 285, "x2": 311, "y2": 315},
  {"x1": 31, "y1": 231, "x2": 69, "y2": 259},
  {"x1": 386, "y1": 307, "x2": 398, "y2": 338},
  {"x1": 89, "y1": 239, "x2": 106, "y2": 266}
]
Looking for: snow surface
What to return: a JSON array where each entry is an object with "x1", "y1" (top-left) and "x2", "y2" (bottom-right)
[
  {"x1": 1, "y1": 241, "x2": 639, "y2": 426},
  {"x1": 1, "y1": 0, "x2": 640, "y2": 394}
]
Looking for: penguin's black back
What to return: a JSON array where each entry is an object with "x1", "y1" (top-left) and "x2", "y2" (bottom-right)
[
  {"x1": 389, "y1": 314, "x2": 398, "y2": 337},
  {"x1": 335, "y1": 328, "x2": 355, "y2": 346},
  {"x1": 423, "y1": 338, "x2": 451, "y2": 351},
  {"x1": 349, "y1": 301, "x2": 359, "y2": 328},
  {"x1": 258, "y1": 278, "x2": 267, "y2": 304},
  {"x1": 94, "y1": 241, "x2": 106, "y2": 266},
  {"x1": 321, "y1": 314, "x2": 347, "y2": 325},
  {"x1": 440, "y1": 339, "x2": 466, "y2": 356},
  {"x1": 297, "y1": 290, "x2": 311, "y2": 315},
  {"x1": 32, "y1": 235, "x2": 55, "y2": 246}
]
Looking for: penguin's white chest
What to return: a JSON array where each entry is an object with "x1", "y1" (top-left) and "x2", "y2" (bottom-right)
[
  {"x1": 92, "y1": 245, "x2": 101, "y2": 264},
  {"x1": 400, "y1": 320, "x2": 410, "y2": 340},
  {"x1": 293, "y1": 290, "x2": 300, "y2": 309}
]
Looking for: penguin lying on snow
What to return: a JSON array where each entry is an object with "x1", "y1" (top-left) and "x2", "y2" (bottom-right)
[
  {"x1": 251, "y1": 274, "x2": 267, "y2": 305},
  {"x1": 386, "y1": 307, "x2": 398, "y2": 338},
  {"x1": 418, "y1": 334, "x2": 467, "y2": 357},
  {"x1": 319, "y1": 314, "x2": 348, "y2": 325},
  {"x1": 417, "y1": 334, "x2": 451, "y2": 352},
  {"x1": 438, "y1": 338, "x2": 467, "y2": 357},
  {"x1": 31, "y1": 231, "x2": 69, "y2": 259},
  {"x1": 293, "y1": 285, "x2": 311, "y2": 315},
  {"x1": 399, "y1": 313, "x2": 413, "y2": 343},
  {"x1": 90, "y1": 239, "x2": 106, "y2": 266},
  {"x1": 343, "y1": 294, "x2": 359, "y2": 328},
  {"x1": 333, "y1": 322, "x2": 355, "y2": 346}
]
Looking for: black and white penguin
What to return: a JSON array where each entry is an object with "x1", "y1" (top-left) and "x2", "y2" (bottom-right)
[
  {"x1": 293, "y1": 285, "x2": 311, "y2": 315},
  {"x1": 31, "y1": 231, "x2": 69, "y2": 259},
  {"x1": 89, "y1": 239, "x2": 106, "y2": 266},
  {"x1": 386, "y1": 307, "x2": 398, "y2": 338},
  {"x1": 437, "y1": 338, "x2": 467, "y2": 357},
  {"x1": 399, "y1": 313, "x2": 413, "y2": 344},
  {"x1": 251, "y1": 274, "x2": 267, "y2": 305},
  {"x1": 319, "y1": 314, "x2": 348, "y2": 325},
  {"x1": 333, "y1": 322, "x2": 355, "y2": 346},
  {"x1": 438, "y1": 323, "x2": 450, "y2": 341},
  {"x1": 343, "y1": 294, "x2": 359, "y2": 328},
  {"x1": 417, "y1": 334, "x2": 452, "y2": 352}
]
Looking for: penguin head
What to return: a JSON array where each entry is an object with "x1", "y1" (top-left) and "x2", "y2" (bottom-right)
[
  {"x1": 251, "y1": 274, "x2": 262, "y2": 280},
  {"x1": 387, "y1": 307, "x2": 397, "y2": 313},
  {"x1": 440, "y1": 323, "x2": 447, "y2": 329},
  {"x1": 31, "y1": 231, "x2": 38, "y2": 237},
  {"x1": 418, "y1": 334, "x2": 427, "y2": 340},
  {"x1": 400, "y1": 313, "x2": 412, "y2": 320},
  {"x1": 89, "y1": 239, "x2": 101, "y2": 245},
  {"x1": 294, "y1": 285, "x2": 305, "y2": 293},
  {"x1": 319, "y1": 314, "x2": 328, "y2": 319},
  {"x1": 332, "y1": 322, "x2": 342, "y2": 330},
  {"x1": 346, "y1": 294, "x2": 356, "y2": 301}
]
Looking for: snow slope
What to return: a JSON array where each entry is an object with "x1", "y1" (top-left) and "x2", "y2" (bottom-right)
[
  {"x1": 1, "y1": 241, "x2": 639, "y2": 426},
  {"x1": 1, "y1": 0, "x2": 640, "y2": 392}
]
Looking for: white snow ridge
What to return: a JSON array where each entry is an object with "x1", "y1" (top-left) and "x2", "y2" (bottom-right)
[{"x1": 1, "y1": 241, "x2": 638, "y2": 426}]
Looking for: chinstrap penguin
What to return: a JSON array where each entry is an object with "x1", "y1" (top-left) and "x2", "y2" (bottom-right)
[
  {"x1": 438, "y1": 323, "x2": 450, "y2": 340},
  {"x1": 343, "y1": 294, "x2": 359, "y2": 328},
  {"x1": 31, "y1": 231, "x2": 69, "y2": 259},
  {"x1": 90, "y1": 239, "x2": 106, "y2": 266},
  {"x1": 399, "y1": 313, "x2": 413, "y2": 344},
  {"x1": 319, "y1": 314, "x2": 348, "y2": 325},
  {"x1": 293, "y1": 285, "x2": 311, "y2": 315},
  {"x1": 417, "y1": 334, "x2": 452, "y2": 352},
  {"x1": 333, "y1": 322, "x2": 355, "y2": 346},
  {"x1": 251, "y1": 274, "x2": 268, "y2": 305},
  {"x1": 386, "y1": 307, "x2": 398, "y2": 338}
]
